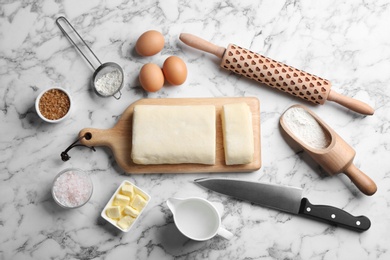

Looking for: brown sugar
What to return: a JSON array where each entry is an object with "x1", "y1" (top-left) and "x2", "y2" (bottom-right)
[{"x1": 39, "y1": 89, "x2": 70, "y2": 120}]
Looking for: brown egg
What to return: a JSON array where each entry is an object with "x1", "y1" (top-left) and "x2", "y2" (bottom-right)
[
  {"x1": 162, "y1": 56, "x2": 187, "y2": 85},
  {"x1": 139, "y1": 63, "x2": 164, "y2": 92},
  {"x1": 135, "y1": 30, "x2": 165, "y2": 56}
]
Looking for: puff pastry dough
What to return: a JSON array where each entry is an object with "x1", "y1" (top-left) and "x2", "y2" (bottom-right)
[
  {"x1": 131, "y1": 105, "x2": 216, "y2": 165},
  {"x1": 222, "y1": 102, "x2": 254, "y2": 165}
]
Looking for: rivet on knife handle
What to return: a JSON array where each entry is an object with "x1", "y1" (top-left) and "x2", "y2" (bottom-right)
[
  {"x1": 179, "y1": 33, "x2": 374, "y2": 115},
  {"x1": 299, "y1": 198, "x2": 371, "y2": 232}
]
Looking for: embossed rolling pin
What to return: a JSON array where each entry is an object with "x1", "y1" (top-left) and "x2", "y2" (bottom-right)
[{"x1": 179, "y1": 33, "x2": 374, "y2": 115}]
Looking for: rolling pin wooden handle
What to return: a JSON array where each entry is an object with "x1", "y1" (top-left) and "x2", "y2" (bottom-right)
[
  {"x1": 79, "y1": 128, "x2": 111, "y2": 147},
  {"x1": 344, "y1": 164, "x2": 377, "y2": 196},
  {"x1": 327, "y1": 90, "x2": 374, "y2": 115},
  {"x1": 179, "y1": 33, "x2": 226, "y2": 58}
]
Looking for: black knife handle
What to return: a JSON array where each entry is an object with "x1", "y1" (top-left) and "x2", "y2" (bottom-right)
[{"x1": 298, "y1": 198, "x2": 371, "y2": 232}]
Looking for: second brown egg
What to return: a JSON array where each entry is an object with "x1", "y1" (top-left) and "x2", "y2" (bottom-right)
[
  {"x1": 139, "y1": 63, "x2": 164, "y2": 92},
  {"x1": 162, "y1": 56, "x2": 187, "y2": 85}
]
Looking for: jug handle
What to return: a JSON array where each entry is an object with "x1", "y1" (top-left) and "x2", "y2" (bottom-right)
[{"x1": 217, "y1": 226, "x2": 234, "y2": 240}]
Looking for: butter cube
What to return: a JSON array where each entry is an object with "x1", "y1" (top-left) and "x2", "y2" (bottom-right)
[
  {"x1": 121, "y1": 184, "x2": 134, "y2": 198},
  {"x1": 124, "y1": 205, "x2": 139, "y2": 218},
  {"x1": 113, "y1": 194, "x2": 130, "y2": 207},
  {"x1": 131, "y1": 194, "x2": 147, "y2": 211},
  {"x1": 117, "y1": 215, "x2": 135, "y2": 230},
  {"x1": 106, "y1": 206, "x2": 121, "y2": 219}
]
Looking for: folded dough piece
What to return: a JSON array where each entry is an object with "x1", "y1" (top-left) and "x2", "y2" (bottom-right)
[
  {"x1": 222, "y1": 102, "x2": 254, "y2": 165},
  {"x1": 131, "y1": 105, "x2": 216, "y2": 165}
]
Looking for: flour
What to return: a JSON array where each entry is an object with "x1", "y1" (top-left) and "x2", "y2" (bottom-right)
[
  {"x1": 283, "y1": 107, "x2": 330, "y2": 149},
  {"x1": 95, "y1": 69, "x2": 122, "y2": 96}
]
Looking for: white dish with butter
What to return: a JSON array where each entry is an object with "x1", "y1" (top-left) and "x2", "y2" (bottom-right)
[{"x1": 101, "y1": 180, "x2": 151, "y2": 232}]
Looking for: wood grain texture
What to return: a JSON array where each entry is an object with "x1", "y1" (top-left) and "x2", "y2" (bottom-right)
[
  {"x1": 280, "y1": 104, "x2": 376, "y2": 195},
  {"x1": 79, "y1": 97, "x2": 261, "y2": 174},
  {"x1": 221, "y1": 44, "x2": 331, "y2": 105},
  {"x1": 179, "y1": 33, "x2": 374, "y2": 115}
]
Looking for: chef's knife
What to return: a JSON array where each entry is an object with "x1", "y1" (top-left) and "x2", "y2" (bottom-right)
[{"x1": 194, "y1": 178, "x2": 370, "y2": 232}]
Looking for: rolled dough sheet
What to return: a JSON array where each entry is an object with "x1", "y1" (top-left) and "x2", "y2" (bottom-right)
[
  {"x1": 131, "y1": 105, "x2": 216, "y2": 165},
  {"x1": 222, "y1": 102, "x2": 254, "y2": 165}
]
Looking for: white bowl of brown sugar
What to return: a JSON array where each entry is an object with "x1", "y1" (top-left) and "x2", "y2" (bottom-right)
[{"x1": 35, "y1": 87, "x2": 72, "y2": 123}]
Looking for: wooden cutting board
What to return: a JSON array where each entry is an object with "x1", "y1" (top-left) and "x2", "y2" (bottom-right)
[{"x1": 79, "y1": 97, "x2": 261, "y2": 174}]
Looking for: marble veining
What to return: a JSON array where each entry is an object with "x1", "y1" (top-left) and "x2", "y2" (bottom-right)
[{"x1": 1, "y1": 0, "x2": 390, "y2": 259}]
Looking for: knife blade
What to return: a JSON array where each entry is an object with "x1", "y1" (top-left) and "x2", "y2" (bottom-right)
[{"x1": 194, "y1": 177, "x2": 370, "y2": 232}]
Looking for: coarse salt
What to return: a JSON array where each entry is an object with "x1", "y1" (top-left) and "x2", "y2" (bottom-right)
[
  {"x1": 52, "y1": 169, "x2": 93, "y2": 208},
  {"x1": 95, "y1": 69, "x2": 122, "y2": 96}
]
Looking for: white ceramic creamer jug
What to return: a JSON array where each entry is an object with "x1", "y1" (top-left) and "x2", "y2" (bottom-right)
[{"x1": 166, "y1": 197, "x2": 234, "y2": 241}]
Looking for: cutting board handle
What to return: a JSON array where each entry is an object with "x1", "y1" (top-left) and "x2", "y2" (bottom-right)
[{"x1": 79, "y1": 128, "x2": 113, "y2": 147}]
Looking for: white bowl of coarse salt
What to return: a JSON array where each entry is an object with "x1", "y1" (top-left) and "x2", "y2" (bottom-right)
[{"x1": 52, "y1": 168, "x2": 93, "y2": 209}]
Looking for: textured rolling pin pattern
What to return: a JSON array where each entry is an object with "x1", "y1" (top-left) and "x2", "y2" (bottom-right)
[{"x1": 220, "y1": 44, "x2": 331, "y2": 104}]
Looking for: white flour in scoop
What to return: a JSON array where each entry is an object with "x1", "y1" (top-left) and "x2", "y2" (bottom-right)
[
  {"x1": 283, "y1": 107, "x2": 330, "y2": 149},
  {"x1": 95, "y1": 69, "x2": 122, "y2": 95}
]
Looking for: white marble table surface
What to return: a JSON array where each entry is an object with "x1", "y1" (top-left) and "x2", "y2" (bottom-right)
[{"x1": 1, "y1": 0, "x2": 390, "y2": 259}]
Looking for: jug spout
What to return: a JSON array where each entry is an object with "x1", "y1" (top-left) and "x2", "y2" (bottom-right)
[{"x1": 166, "y1": 197, "x2": 184, "y2": 215}]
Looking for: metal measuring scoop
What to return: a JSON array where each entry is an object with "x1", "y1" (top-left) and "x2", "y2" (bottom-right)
[{"x1": 56, "y1": 16, "x2": 124, "y2": 99}]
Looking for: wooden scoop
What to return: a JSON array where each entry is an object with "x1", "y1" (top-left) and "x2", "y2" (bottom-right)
[
  {"x1": 279, "y1": 104, "x2": 376, "y2": 196},
  {"x1": 180, "y1": 33, "x2": 374, "y2": 116}
]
